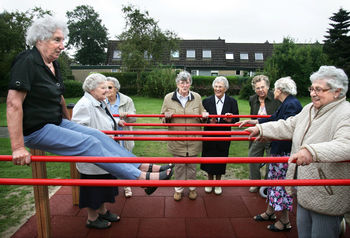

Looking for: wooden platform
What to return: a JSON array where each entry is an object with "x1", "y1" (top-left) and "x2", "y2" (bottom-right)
[{"x1": 11, "y1": 186, "x2": 350, "y2": 238}]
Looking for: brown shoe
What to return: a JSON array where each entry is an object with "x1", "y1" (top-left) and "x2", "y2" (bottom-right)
[
  {"x1": 188, "y1": 190, "x2": 197, "y2": 200},
  {"x1": 174, "y1": 192, "x2": 182, "y2": 201}
]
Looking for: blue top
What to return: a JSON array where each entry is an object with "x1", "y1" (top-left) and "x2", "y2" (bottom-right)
[{"x1": 258, "y1": 95, "x2": 302, "y2": 155}]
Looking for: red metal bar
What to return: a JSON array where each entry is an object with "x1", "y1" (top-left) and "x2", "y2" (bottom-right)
[
  {"x1": 123, "y1": 123, "x2": 255, "y2": 127},
  {"x1": 103, "y1": 130, "x2": 250, "y2": 135},
  {"x1": 112, "y1": 136, "x2": 256, "y2": 141},
  {"x1": 1, "y1": 155, "x2": 349, "y2": 164},
  {"x1": 114, "y1": 114, "x2": 271, "y2": 118},
  {"x1": 0, "y1": 178, "x2": 349, "y2": 187}
]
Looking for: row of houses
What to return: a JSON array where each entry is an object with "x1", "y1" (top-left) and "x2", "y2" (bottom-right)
[
  {"x1": 72, "y1": 38, "x2": 274, "y2": 82},
  {"x1": 106, "y1": 38, "x2": 273, "y2": 76}
]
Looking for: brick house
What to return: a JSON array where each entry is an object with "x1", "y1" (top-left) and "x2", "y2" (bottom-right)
[{"x1": 106, "y1": 38, "x2": 273, "y2": 76}]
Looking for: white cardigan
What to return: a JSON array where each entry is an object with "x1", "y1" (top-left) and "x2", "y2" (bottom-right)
[{"x1": 72, "y1": 92, "x2": 118, "y2": 175}]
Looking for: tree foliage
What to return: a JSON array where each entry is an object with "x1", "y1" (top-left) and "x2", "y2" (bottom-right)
[
  {"x1": 323, "y1": 7, "x2": 350, "y2": 89},
  {"x1": 118, "y1": 5, "x2": 179, "y2": 92},
  {"x1": 66, "y1": 5, "x2": 108, "y2": 65},
  {"x1": 264, "y1": 38, "x2": 330, "y2": 96}
]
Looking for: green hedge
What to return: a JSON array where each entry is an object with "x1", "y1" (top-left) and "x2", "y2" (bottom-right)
[{"x1": 63, "y1": 80, "x2": 84, "y2": 98}]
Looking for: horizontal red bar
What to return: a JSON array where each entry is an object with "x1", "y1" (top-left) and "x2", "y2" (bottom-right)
[
  {"x1": 112, "y1": 136, "x2": 256, "y2": 141},
  {"x1": 113, "y1": 114, "x2": 271, "y2": 118},
  {"x1": 1, "y1": 155, "x2": 349, "y2": 164},
  {"x1": 123, "y1": 123, "x2": 255, "y2": 127},
  {"x1": 103, "y1": 130, "x2": 250, "y2": 135},
  {"x1": 0, "y1": 178, "x2": 349, "y2": 187},
  {"x1": 0, "y1": 155, "x2": 290, "y2": 163}
]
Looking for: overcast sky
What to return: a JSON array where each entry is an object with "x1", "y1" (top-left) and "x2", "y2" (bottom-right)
[{"x1": 2, "y1": 0, "x2": 350, "y2": 43}]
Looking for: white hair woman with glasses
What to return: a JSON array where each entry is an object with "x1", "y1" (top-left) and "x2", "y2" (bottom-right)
[
  {"x1": 106, "y1": 76, "x2": 136, "y2": 198},
  {"x1": 239, "y1": 76, "x2": 302, "y2": 232},
  {"x1": 244, "y1": 66, "x2": 350, "y2": 238}
]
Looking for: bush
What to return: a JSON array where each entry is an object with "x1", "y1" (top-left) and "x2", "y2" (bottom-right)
[
  {"x1": 143, "y1": 67, "x2": 176, "y2": 98},
  {"x1": 192, "y1": 75, "x2": 247, "y2": 97},
  {"x1": 102, "y1": 72, "x2": 139, "y2": 95},
  {"x1": 63, "y1": 80, "x2": 83, "y2": 98},
  {"x1": 239, "y1": 77, "x2": 254, "y2": 100}
]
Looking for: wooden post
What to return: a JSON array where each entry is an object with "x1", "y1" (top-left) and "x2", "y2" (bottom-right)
[
  {"x1": 67, "y1": 103, "x2": 80, "y2": 205},
  {"x1": 31, "y1": 149, "x2": 51, "y2": 238}
]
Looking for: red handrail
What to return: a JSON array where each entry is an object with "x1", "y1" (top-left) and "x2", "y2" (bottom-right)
[
  {"x1": 1, "y1": 178, "x2": 349, "y2": 187},
  {"x1": 113, "y1": 114, "x2": 271, "y2": 118},
  {"x1": 1, "y1": 155, "x2": 349, "y2": 164},
  {"x1": 103, "y1": 130, "x2": 251, "y2": 135},
  {"x1": 123, "y1": 123, "x2": 255, "y2": 127}
]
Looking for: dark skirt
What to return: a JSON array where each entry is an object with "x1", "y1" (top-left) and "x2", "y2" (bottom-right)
[
  {"x1": 200, "y1": 140, "x2": 230, "y2": 175},
  {"x1": 79, "y1": 173, "x2": 119, "y2": 210}
]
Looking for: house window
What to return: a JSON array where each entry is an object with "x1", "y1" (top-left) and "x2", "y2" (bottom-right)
[
  {"x1": 113, "y1": 50, "x2": 121, "y2": 59},
  {"x1": 240, "y1": 53, "x2": 249, "y2": 60},
  {"x1": 202, "y1": 49, "x2": 211, "y2": 58},
  {"x1": 225, "y1": 53, "x2": 234, "y2": 60},
  {"x1": 171, "y1": 50, "x2": 179, "y2": 59},
  {"x1": 255, "y1": 53, "x2": 264, "y2": 61},
  {"x1": 144, "y1": 51, "x2": 152, "y2": 59},
  {"x1": 186, "y1": 50, "x2": 195, "y2": 58}
]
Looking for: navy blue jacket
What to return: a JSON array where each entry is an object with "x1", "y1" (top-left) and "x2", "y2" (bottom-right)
[{"x1": 258, "y1": 95, "x2": 302, "y2": 155}]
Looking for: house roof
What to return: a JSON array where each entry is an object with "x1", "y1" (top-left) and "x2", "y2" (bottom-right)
[{"x1": 106, "y1": 39, "x2": 274, "y2": 71}]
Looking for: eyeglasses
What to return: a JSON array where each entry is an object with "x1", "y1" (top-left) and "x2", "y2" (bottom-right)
[
  {"x1": 108, "y1": 86, "x2": 114, "y2": 89},
  {"x1": 308, "y1": 86, "x2": 331, "y2": 94}
]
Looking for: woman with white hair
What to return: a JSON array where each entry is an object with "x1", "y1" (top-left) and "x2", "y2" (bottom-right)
[
  {"x1": 201, "y1": 76, "x2": 239, "y2": 195},
  {"x1": 244, "y1": 66, "x2": 350, "y2": 238},
  {"x1": 239, "y1": 76, "x2": 302, "y2": 232},
  {"x1": 106, "y1": 76, "x2": 137, "y2": 198},
  {"x1": 7, "y1": 16, "x2": 173, "y2": 229}
]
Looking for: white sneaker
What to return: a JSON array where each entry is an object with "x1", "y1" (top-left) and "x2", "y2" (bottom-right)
[
  {"x1": 214, "y1": 187, "x2": 222, "y2": 195},
  {"x1": 205, "y1": 187, "x2": 213, "y2": 193},
  {"x1": 249, "y1": 187, "x2": 258, "y2": 193},
  {"x1": 124, "y1": 187, "x2": 132, "y2": 198}
]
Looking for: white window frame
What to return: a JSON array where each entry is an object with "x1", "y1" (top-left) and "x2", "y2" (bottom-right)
[
  {"x1": 202, "y1": 49, "x2": 211, "y2": 59},
  {"x1": 186, "y1": 49, "x2": 195, "y2": 58},
  {"x1": 255, "y1": 53, "x2": 264, "y2": 61},
  {"x1": 171, "y1": 50, "x2": 179, "y2": 58},
  {"x1": 240, "y1": 53, "x2": 249, "y2": 60},
  {"x1": 113, "y1": 50, "x2": 121, "y2": 59},
  {"x1": 225, "y1": 52, "x2": 234, "y2": 60}
]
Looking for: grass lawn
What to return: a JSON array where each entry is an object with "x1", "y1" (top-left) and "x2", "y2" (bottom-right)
[{"x1": 0, "y1": 94, "x2": 311, "y2": 237}]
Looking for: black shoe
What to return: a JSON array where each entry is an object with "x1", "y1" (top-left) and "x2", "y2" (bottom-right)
[
  {"x1": 144, "y1": 168, "x2": 174, "y2": 195},
  {"x1": 267, "y1": 220, "x2": 292, "y2": 232}
]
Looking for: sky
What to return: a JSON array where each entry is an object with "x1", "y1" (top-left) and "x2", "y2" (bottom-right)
[{"x1": 1, "y1": 0, "x2": 350, "y2": 43}]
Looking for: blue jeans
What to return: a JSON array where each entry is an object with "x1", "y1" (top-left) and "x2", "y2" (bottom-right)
[
  {"x1": 297, "y1": 203, "x2": 342, "y2": 238},
  {"x1": 24, "y1": 119, "x2": 141, "y2": 179}
]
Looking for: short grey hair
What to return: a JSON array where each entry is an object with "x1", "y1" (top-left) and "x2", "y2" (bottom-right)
[
  {"x1": 82, "y1": 73, "x2": 107, "y2": 92},
  {"x1": 106, "y1": 77, "x2": 121, "y2": 90},
  {"x1": 274, "y1": 76, "x2": 297, "y2": 95},
  {"x1": 176, "y1": 71, "x2": 192, "y2": 85},
  {"x1": 26, "y1": 15, "x2": 69, "y2": 47},
  {"x1": 212, "y1": 76, "x2": 229, "y2": 89},
  {"x1": 251, "y1": 75, "x2": 270, "y2": 90},
  {"x1": 310, "y1": 66, "x2": 348, "y2": 97}
]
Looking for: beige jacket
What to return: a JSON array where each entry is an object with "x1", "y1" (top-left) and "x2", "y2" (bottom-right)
[
  {"x1": 161, "y1": 91, "x2": 206, "y2": 156},
  {"x1": 257, "y1": 97, "x2": 350, "y2": 215}
]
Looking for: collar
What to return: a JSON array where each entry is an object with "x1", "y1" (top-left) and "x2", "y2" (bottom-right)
[
  {"x1": 176, "y1": 90, "x2": 191, "y2": 100},
  {"x1": 215, "y1": 95, "x2": 225, "y2": 104},
  {"x1": 84, "y1": 92, "x2": 105, "y2": 107}
]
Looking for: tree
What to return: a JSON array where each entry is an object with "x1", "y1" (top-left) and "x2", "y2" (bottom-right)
[
  {"x1": 66, "y1": 5, "x2": 108, "y2": 65},
  {"x1": 323, "y1": 8, "x2": 350, "y2": 87},
  {"x1": 0, "y1": 7, "x2": 52, "y2": 96},
  {"x1": 118, "y1": 4, "x2": 179, "y2": 93},
  {"x1": 264, "y1": 38, "x2": 330, "y2": 96}
]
